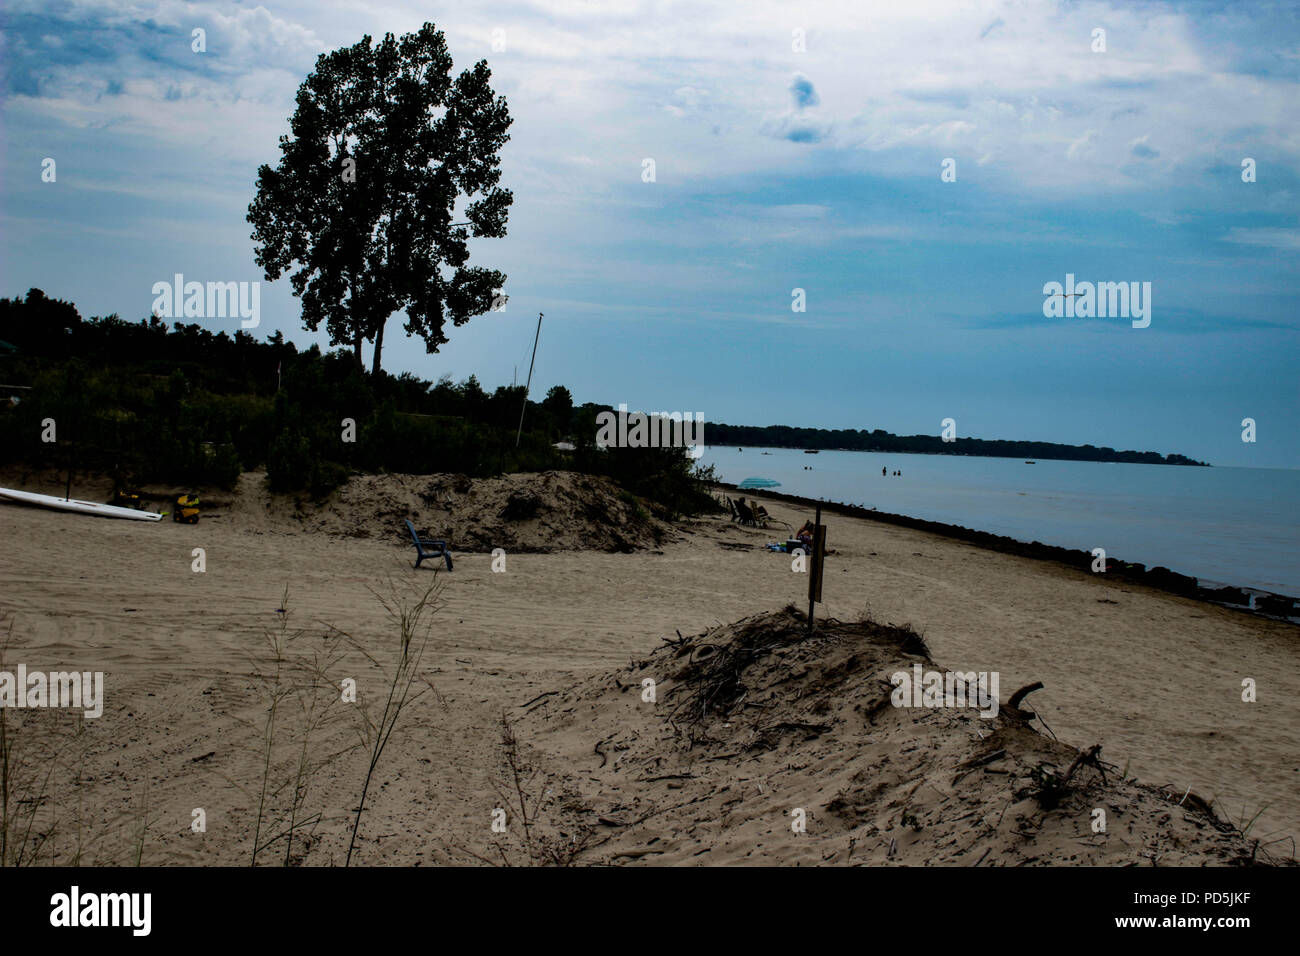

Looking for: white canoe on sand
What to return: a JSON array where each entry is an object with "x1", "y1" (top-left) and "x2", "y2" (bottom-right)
[{"x1": 0, "y1": 487, "x2": 162, "y2": 522}]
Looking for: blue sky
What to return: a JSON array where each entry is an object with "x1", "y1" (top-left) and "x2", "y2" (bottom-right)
[{"x1": 2, "y1": 0, "x2": 1297, "y2": 467}]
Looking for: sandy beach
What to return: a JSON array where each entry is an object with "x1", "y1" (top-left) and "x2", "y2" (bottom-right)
[{"x1": 0, "y1": 470, "x2": 1295, "y2": 865}]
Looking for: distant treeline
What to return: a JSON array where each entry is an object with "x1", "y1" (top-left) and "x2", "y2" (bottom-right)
[
  {"x1": 0, "y1": 289, "x2": 716, "y2": 517},
  {"x1": 706, "y1": 423, "x2": 1209, "y2": 466}
]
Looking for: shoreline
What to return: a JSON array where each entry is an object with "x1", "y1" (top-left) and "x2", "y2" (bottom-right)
[
  {"x1": 718, "y1": 481, "x2": 1300, "y2": 623},
  {"x1": 707, "y1": 442, "x2": 1212, "y2": 467}
]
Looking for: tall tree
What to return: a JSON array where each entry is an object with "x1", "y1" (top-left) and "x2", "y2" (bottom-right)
[
  {"x1": 0, "y1": 288, "x2": 82, "y2": 354},
  {"x1": 542, "y1": 384, "x2": 573, "y2": 432},
  {"x1": 247, "y1": 22, "x2": 513, "y2": 375}
]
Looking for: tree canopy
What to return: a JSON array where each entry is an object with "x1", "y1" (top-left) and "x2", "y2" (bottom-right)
[{"x1": 247, "y1": 22, "x2": 513, "y2": 375}]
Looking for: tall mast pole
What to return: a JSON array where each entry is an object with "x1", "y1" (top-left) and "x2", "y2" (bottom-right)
[{"x1": 515, "y1": 312, "x2": 543, "y2": 448}]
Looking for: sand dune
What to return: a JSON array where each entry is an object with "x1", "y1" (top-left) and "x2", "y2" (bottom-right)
[
  {"x1": 0, "y1": 471, "x2": 1294, "y2": 865},
  {"x1": 223, "y1": 470, "x2": 674, "y2": 553},
  {"x1": 517, "y1": 607, "x2": 1267, "y2": 865}
]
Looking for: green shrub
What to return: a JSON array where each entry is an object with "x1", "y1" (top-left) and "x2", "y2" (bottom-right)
[
  {"x1": 267, "y1": 430, "x2": 312, "y2": 492},
  {"x1": 206, "y1": 442, "x2": 243, "y2": 490}
]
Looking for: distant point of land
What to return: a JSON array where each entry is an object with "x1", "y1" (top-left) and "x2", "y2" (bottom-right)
[{"x1": 706, "y1": 422, "x2": 1210, "y2": 467}]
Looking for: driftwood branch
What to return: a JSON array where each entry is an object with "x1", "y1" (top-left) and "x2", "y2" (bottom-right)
[
  {"x1": 1062, "y1": 744, "x2": 1105, "y2": 788},
  {"x1": 1007, "y1": 681, "x2": 1044, "y2": 718}
]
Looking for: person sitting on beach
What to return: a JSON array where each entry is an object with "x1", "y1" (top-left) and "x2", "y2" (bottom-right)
[{"x1": 795, "y1": 520, "x2": 814, "y2": 550}]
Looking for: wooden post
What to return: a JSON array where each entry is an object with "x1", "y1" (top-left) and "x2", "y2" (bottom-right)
[
  {"x1": 807, "y1": 503, "x2": 826, "y2": 634},
  {"x1": 65, "y1": 419, "x2": 76, "y2": 502}
]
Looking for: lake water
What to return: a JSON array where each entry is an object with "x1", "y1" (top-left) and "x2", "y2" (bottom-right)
[{"x1": 700, "y1": 446, "x2": 1300, "y2": 597}]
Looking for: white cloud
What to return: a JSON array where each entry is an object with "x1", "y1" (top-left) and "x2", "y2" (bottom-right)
[
  {"x1": 1067, "y1": 129, "x2": 1100, "y2": 160},
  {"x1": 1224, "y1": 226, "x2": 1300, "y2": 251},
  {"x1": 11, "y1": 0, "x2": 1300, "y2": 198}
]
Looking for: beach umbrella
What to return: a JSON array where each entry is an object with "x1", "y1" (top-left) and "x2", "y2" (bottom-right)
[{"x1": 738, "y1": 477, "x2": 781, "y2": 489}]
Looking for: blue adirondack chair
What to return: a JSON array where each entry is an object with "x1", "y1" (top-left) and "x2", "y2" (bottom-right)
[{"x1": 404, "y1": 519, "x2": 453, "y2": 571}]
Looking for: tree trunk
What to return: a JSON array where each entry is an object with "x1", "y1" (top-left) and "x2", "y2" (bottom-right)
[
  {"x1": 348, "y1": 266, "x2": 365, "y2": 373},
  {"x1": 371, "y1": 315, "x2": 385, "y2": 376}
]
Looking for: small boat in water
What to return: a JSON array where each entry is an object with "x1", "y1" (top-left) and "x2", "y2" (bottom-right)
[
  {"x1": 1025, "y1": 460, "x2": 1036, "y2": 464},
  {"x1": 804, "y1": 449, "x2": 819, "y2": 454}
]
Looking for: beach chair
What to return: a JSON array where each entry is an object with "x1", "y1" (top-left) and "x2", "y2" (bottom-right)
[
  {"x1": 752, "y1": 503, "x2": 771, "y2": 527},
  {"x1": 732, "y1": 498, "x2": 758, "y2": 526},
  {"x1": 404, "y1": 519, "x2": 453, "y2": 571},
  {"x1": 727, "y1": 497, "x2": 744, "y2": 524}
]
